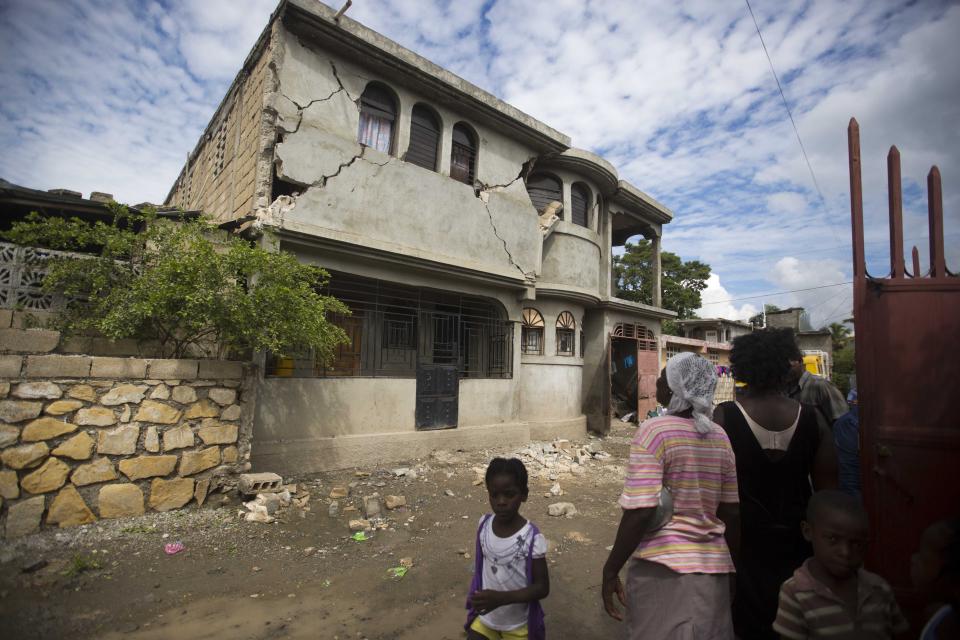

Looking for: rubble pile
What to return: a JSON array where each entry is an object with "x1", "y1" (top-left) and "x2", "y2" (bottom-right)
[{"x1": 510, "y1": 439, "x2": 612, "y2": 480}]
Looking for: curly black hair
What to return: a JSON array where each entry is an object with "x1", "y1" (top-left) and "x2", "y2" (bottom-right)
[
  {"x1": 730, "y1": 327, "x2": 800, "y2": 392},
  {"x1": 485, "y1": 457, "x2": 529, "y2": 496}
]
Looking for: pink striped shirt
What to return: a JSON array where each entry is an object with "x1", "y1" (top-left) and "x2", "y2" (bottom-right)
[{"x1": 619, "y1": 415, "x2": 739, "y2": 574}]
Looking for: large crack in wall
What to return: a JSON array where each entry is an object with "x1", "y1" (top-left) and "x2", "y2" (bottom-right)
[{"x1": 474, "y1": 158, "x2": 538, "y2": 280}]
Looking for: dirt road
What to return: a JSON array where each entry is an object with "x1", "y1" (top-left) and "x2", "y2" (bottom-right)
[{"x1": 0, "y1": 422, "x2": 638, "y2": 639}]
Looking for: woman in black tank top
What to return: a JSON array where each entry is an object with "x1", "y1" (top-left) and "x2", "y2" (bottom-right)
[{"x1": 713, "y1": 329, "x2": 837, "y2": 640}]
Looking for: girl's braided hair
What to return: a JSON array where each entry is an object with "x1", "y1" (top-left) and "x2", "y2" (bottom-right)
[{"x1": 485, "y1": 457, "x2": 529, "y2": 496}]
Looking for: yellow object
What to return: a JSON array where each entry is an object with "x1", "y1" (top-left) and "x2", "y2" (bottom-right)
[
  {"x1": 273, "y1": 356, "x2": 294, "y2": 377},
  {"x1": 803, "y1": 354, "x2": 826, "y2": 377},
  {"x1": 469, "y1": 618, "x2": 528, "y2": 639}
]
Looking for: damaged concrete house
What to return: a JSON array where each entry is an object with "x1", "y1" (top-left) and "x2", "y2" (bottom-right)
[{"x1": 164, "y1": 0, "x2": 675, "y2": 473}]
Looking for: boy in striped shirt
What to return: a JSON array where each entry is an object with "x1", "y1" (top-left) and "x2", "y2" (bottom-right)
[{"x1": 773, "y1": 490, "x2": 908, "y2": 638}]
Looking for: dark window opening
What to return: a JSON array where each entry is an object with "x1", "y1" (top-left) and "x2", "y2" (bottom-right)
[
  {"x1": 571, "y1": 182, "x2": 591, "y2": 227},
  {"x1": 612, "y1": 322, "x2": 657, "y2": 351},
  {"x1": 451, "y1": 123, "x2": 477, "y2": 184},
  {"x1": 271, "y1": 165, "x2": 300, "y2": 201},
  {"x1": 358, "y1": 83, "x2": 397, "y2": 154},
  {"x1": 266, "y1": 272, "x2": 512, "y2": 379},
  {"x1": 580, "y1": 330, "x2": 585, "y2": 358},
  {"x1": 556, "y1": 311, "x2": 576, "y2": 356},
  {"x1": 406, "y1": 104, "x2": 440, "y2": 171},
  {"x1": 521, "y1": 307, "x2": 544, "y2": 356},
  {"x1": 525, "y1": 173, "x2": 563, "y2": 216}
]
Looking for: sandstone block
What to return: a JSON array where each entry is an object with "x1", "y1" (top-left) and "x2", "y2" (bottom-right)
[
  {"x1": 162, "y1": 425, "x2": 194, "y2": 451},
  {"x1": 21, "y1": 457, "x2": 70, "y2": 494},
  {"x1": 149, "y1": 477, "x2": 194, "y2": 511},
  {"x1": 100, "y1": 384, "x2": 148, "y2": 406},
  {"x1": 148, "y1": 384, "x2": 170, "y2": 400},
  {"x1": 1, "y1": 442, "x2": 49, "y2": 469},
  {"x1": 148, "y1": 359, "x2": 198, "y2": 380},
  {"x1": 171, "y1": 385, "x2": 197, "y2": 404},
  {"x1": 0, "y1": 424, "x2": 18, "y2": 448},
  {"x1": 0, "y1": 328, "x2": 59, "y2": 354},
  {"x1": 0, "y1": 469, "x2": 19, "y2": 499},
  {"x1": 67, "y1": 384, "x2": 97, "y2": 402},
  {"x1": 222, "y1": 445, "x2": 239, "y2": 463},
  {"x1": 194, "y1": 478, "x2": 211, "y2": 506},
  {"x1": 119, "y1": 405, "x2": 131, "y2": 423},
  {"x1": 384, "y1": 495, "x2": 407, "y2": 510},
  {"x1": 197, "y1": 360, "x2": 242, "y2": 379},
  {"x1": 349, "y1": 519, "x2": 372, "y2": 532},
  {"x1": 97, "y1": 425, "x2": 139, "y2": 455},
  {"x1": 134, "y1": 400, "x2": 181, "y2": 424},
  {"x1": 220, "y1": 404, "x2": 241, "y2": 421},
  {"x1": 179, "y1": 447, "x2": 220, "y2": 476},
  {"x1": 0, "y1": 355, "x2": 23, "y2": 377},
  {"x1": 98, "y1": 484, "x2": 144, "y2": 518},
  {"x1": 4, "y1": 495, "x2": 45, "y2": 538},
  {"x1": 0, "y1": 381, "x2": 9, "y2": 398},
  {"x1": 0, "y1": 308, "x2": 9, "y2": 328},
  {"x1": 144, "y1": 425, "x2": 159, "y2": 452},
  {"x1": 76, "y1": 407, "x2": 116, "y2": 427},
  {"x1": 46, "y1": 485, "x2": 96, "y2": 527},
  {"x1": 183, "y1": 399, "x2": 218, "y2": 419},
  {"x1": 25, "y1": 354, "x2": 91, "y2": 377},
  {"x1": 44, "y1": 400, "x2": 84, "y2": 415},
  {"x1": 71, "y1": 457, "x2": 117, "y2": 486},
  {"x1": 22, "y1": 417, "x2": 77, "y2": 441},
  {"x1": 13, "y1": 381, "x2": 62, "y2": 400},
  {"x1": 0, "y1": 400, "x2": 43, "y2": 423},
  {"x1": 329, "y1": 486, "x2": 349, "y2": 499},
  {"x1": 52, "y1": 432, "x2": 94, "y2": 460},
  {"x1": 89, "y1": 357, "x2": 147, "y2": 379},
  {"x1": 207, "y1": 388, "x2": 236, "y2": 406},
  {"x1": 197, "y1": 420, "x2": 237, "y2": 445},
  {"x1": 119, "y1": 455, "x2": 177, "y2": 481}
]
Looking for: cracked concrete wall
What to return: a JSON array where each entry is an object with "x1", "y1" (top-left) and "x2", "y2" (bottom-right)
[
  {"x1": 268, "y1": 33, "x2": 541, "y2": 281},
  {"x1": 167, "y1": 31, "x2": 272, "y2": 222}
]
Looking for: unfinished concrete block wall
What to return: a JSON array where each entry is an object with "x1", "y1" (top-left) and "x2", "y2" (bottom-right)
[
  {"x1": 0, "y1": 355, "x2": 253, "y2": 539},
  {"x1": 166, "y1": 33, "x2": 272, "y2": 223}
]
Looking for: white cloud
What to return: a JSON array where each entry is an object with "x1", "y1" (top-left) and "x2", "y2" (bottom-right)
[{"x1": 696, "y1": 273, "x2": 758, "y2": 322}]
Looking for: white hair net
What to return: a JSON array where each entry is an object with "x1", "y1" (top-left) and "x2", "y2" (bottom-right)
[{"x1": 665, "y1": 352, "x2": 718, "y2": 435}]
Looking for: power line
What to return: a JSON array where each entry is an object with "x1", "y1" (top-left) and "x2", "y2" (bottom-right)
[{"x1": 700, "y1": 280, "x2": 852, "y2": 305}]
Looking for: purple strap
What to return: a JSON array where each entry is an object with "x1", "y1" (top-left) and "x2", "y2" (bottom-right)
[{"x1": 464, "y1": 514, "x2": 546, "y2": 640}]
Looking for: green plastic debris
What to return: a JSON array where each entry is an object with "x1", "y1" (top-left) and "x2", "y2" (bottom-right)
[
  {"x1": 388, "y1": 566, "x2": 408, "y2": 579},
  {"x1": 351, "y1": 531, "x2": 369, "y2": 542}
]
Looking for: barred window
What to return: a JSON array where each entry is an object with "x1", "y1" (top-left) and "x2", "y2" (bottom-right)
[
  {"x1": 571, "y1": 182, "x2": 591, "y2": 227},
  {"x1": 525, "y1": 173, "x2": 562, "y2": 215},
  {"x1": 556, "y1": 311, "x2": 576, "y2": 356},
  {"x1": 358, "y1": 83, "x2": 397, "y2": 154},
  {"x1": 407, "y1": 104, "x2": 441, "y2": 171},
  {"x1": 266, "y1": 272, "x2": 512, "y2": 379},
  {"x1": 612, "y1": 322, "x2": 657, "y2": 351},
  {"x1": 521, "y1": 307, "x2": 544, "y2": 356},
  {"x1": 451, "y1": 123, "x2": 477, "y2": 184}
]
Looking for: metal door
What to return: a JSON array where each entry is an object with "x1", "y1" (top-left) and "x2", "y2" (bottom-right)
[
  {"x1": 416, "y1": 311, "x2": 459, "y2": 430},
  {"x1": 848, "y1": 120, "x2": 960, "y2": 623}
]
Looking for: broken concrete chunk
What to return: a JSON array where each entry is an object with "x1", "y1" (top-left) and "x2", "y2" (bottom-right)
[
  {"x1": 238, "y1": 472, "x2": 283, "y2": 495},
  {"x1": 328, "y1": 485, "x2": 349, "y2": 499},
  {"x1": 384, "y1": 495, "x2": 406, "y2": 510},
  {"x1": 547, "y1": 502, "x2": 578, "y2": 518},
  {"x1": 348, "y1": 519, "x2": 372, "y2": 532},
  {"x1": 362, "y1": 495, "x2": 381, "y2": 519}
]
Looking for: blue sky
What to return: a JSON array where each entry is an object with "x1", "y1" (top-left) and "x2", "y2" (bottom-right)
[{"x1": 1, "y1": 0, "x2": 958, "y2": 327}]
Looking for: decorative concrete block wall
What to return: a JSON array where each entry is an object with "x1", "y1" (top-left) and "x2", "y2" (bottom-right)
[{"x1": 0, "y1": 355, "x2": 252, "y2": 538}]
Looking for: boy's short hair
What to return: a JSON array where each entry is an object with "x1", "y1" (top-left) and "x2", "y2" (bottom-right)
[
  {"x1": 485, "y1": 457, "x2": 529, "y2": 495},
  {"x1": 806, "y1": 489, "x2": 867, "y2": 526}
]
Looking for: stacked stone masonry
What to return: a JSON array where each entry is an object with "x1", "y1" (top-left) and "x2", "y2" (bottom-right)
[{"x1": 0, "y1": 355, "x2": 251, "y2": 538}]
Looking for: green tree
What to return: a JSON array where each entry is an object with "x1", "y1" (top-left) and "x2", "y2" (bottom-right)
[
  {"x1": 831, "y1": 342, "x2": 856, "y2": 397},
  {"x1": 3, "y1": 205, "x2": 349, "y2": 359},
  {"x1": 825, "y1": 322, "x2": 852, "y2": 352},
  {"x1": 613, "y1": 239, "x2": 711, "y2": 319}
]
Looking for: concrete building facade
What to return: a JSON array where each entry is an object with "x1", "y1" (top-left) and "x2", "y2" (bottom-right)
[{"x1": 165, "y1": 0, "x2": 675, "y2": 473}]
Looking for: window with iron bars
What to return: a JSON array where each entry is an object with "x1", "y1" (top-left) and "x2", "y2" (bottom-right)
[
  {"x1": 266, "y1": 272, "x2": 513, "y2": 379},
  {"x1": 556, "y1": 311, "x2": 576, "y2": 356},
  {"x1": 521, "y1": 308, "x2": 544, "y2": 356}
]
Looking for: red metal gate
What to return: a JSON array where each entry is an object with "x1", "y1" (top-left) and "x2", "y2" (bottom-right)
[{"x1": 848, "y1": 119, "x2": 960, "y2": 623}]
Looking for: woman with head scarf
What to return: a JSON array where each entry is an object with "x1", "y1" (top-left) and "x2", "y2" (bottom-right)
[
  {"x1": 713, "y1": 328, "x2": 838, "y2": 640},
  {"x1": 602, "y1": 352, "x2": 741, "y2": 639}
]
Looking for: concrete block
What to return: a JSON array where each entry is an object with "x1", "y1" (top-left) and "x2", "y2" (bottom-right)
[
  {"x1": 0, "y1": 309, "x2": 12, "y2": 329},
  {"x1": 238, "y1": 472, "x2": 283, "y2": 495},
  {"x1": 89, "y1": 357, "x2": 148, "y2": 378},
  {"x1": 0, "y1": 329, "x2": 59, "y2": 354},
  {"x1": 25, "y1": 355, "x2": 91, "y2": 378},
  {"x1": 198, "y1": 360, "x2": 243, "y2": 379},
  {"x1": 148, "y1": 359, "x2": 198, "y2": 380},
  {"x1": 0, "y1": 355, "x2": 23, "y2": 378},
  {"x1": 11, "y1": 310, "x2": 57, "y2": 329}
]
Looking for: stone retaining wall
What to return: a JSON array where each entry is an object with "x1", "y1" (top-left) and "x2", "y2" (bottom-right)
[{"x1": 0, "y1": 355, "x2": 253, "y2": 538}]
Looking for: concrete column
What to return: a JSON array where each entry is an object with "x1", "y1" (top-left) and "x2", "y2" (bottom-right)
[
  {"x1": 561, "y1": 180, "x2": 572, "y2": 223},
  {"x1": 438, "y1": 121, "x2": 453, "y2": 177},
  {"x1": 652, "y1": 233, "x2": 662, "y2": 308},
  {"x1": 394, "y1": 96, "x2": 411, "y2": 160}
]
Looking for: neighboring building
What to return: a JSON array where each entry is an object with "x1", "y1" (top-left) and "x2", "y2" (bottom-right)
[
  {"x1": 660, "y1": 318, "x2": 752, "y2": 405},
  {"x1": 764, "y1": 307, "x2": 833, "y2": 367},
  {"x1": 674, "y1": 318, "x2": 753, "y2": 344},
  {"x1": 164, "y1": 0, "x2": 676, "y2": 473}
]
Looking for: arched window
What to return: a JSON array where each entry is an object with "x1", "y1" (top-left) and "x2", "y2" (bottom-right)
[
  {"x1": 571, "y1": 182, "x2": 591, "y2": 227},
  {"x1": 451, "y1": 123, "x2": 477, "y2": 184},
  {"x1": 556, "y1": 311, "x2": 576, "y2": 356},
  {"x1": 526, "y1": 173, "x2": 563, "y2": 216},
  {"x1": 521, "y1": 308, "x2": 545, "y2": 355},
  {"x1": 406, "y1": 104, "x2": 440, "y2": 171},
  {"x1": 357, "y1": 83, "x2": 397, "y2": 154}
]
